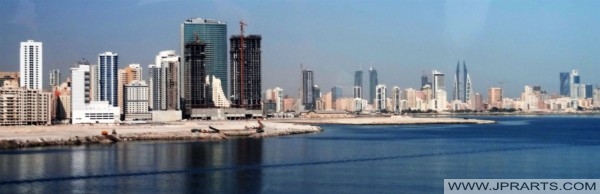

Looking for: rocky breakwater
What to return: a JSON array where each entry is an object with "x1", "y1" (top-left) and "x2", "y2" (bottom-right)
[
  {"x1": 250, "y1": 122, "x2": 323, "y2": 138},
  {"x1": 0, "y1": 121, "x2": 323, "y2": 149},
  {"x1": 0, "y1": 132, "x2": 227, "y2": 149}
]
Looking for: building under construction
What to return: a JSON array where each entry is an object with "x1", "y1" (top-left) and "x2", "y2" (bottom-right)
[
  {"x1": 0, "y1": 80, "x2": 51, "y2": 126},
  {"x1": 229, "y1": 34, "x2": 262, "y2": 110},
  {"x1": 183, "y1": 35, "x2": 213, "y2": 118}
]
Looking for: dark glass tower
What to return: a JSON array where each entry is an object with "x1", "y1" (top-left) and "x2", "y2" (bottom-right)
[
  {"x1": 369, "y1": 67, "x2": 378, "y2": 104},
  {"x1": 559, "y1": 72, "x2": 570, "y2": 96},
  {"x1": 302, "y1": 70, "x2": 314, "y2": 110},
  {"x1": 184, "y1": 39, "x2": 212, "y2": 112},
  {"x1": 230, "y1": 35, "x2": 262, "y2": 110}
]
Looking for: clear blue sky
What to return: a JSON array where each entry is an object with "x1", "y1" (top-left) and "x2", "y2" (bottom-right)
[{"x1": 1, "y1": 0, "x2": 599, "y2": 98}]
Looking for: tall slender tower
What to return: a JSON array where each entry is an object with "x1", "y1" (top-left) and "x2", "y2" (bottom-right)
[
  {"x1": 463, "y1": 61, "x2": 472, "y2": 103},
  {"x1": 20, "y1": 40, "x2": 43, "y2": 90},
  {"x1": 369, "y1": 67, "x2": 378, "y2": 104},
  {"x1": 453, "y1": 61, "x2": 460, "y2": 101},
  {"x1": 354, "y1": 70, "x2": 363, "y2": 99},
  {"x1": 302, "y1": 69, "x2": 314, "y2": 110},
  {"x1": 97, "y1": 52, "x2": 118, "y2": 107}
]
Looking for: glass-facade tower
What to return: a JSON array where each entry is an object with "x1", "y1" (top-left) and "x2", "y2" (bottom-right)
[
  {"x1": 181, "y1": 18, "x2": 228, "y2": 106},
  {"x1": 98, "y1": 52, "x2": 118, "y2": 107}
]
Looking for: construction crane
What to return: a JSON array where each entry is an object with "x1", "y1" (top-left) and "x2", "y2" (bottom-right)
[{"x1": 239, "y1": 20, "x2": 247, "y2": 107}]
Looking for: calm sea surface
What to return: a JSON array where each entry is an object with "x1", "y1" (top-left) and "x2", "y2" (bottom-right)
[{"x1": 2, "y1": 115, "x2": 600, "y2": 193}]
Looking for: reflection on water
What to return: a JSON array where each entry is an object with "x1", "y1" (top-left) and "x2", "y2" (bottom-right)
[
  {"x1": 0, "y1": 138, "x2": 263, "y2": 194},
  {"x1": 2, "y1": 116, "x2": 600, "y2": 194}
]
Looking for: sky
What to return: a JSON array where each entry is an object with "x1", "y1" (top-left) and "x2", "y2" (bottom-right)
[{"x1": 1, "y1": 0, "x2": 599, "y2": 98}]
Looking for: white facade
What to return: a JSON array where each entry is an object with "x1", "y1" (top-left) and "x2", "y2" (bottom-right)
[
  {"x1": 71, "y1": 64, "x2": 119, "y2": 124},
  {"x1": 20, "y1": 40, "x2": 43, "y2": 90},
  {"x1": 273, "y1": 87, "x2": 284, "y2": 113},
  {"x1": 375, "y1": 84, "x2": 387, "y2": 111},
  {"x1": 392, "y1": 86, "x2": 401, "y2": 113},
  {"x1": 210, "y1": 75, "x2": 230, "y2": 108},
  {"x1": 432, "y1": 70, "x2": 444, "y2": 99},
  {"x1": 150, "y1": 50, "x2": 180, "y2": 110},
  {"x1": 124, "y1": 80, "x2": 149, "y2": 114}
]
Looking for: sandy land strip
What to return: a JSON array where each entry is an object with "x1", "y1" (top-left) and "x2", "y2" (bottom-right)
[
  {"x1": 278, "y1": 116, "x2": 496, "y2": 125},
  {"x1": 0, "y1": 120, "x2": 322, "y2": 149}
]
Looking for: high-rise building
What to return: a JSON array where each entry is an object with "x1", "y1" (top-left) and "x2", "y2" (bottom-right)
[
  {"x1": 369, "y1": 67, "x2": 378, "y2": 104},
  {"x1": 488, "y1": 87, "x2": 503, "y2": 109},
  {"x1": 559, "y1": 72, "x2": 570, "y2": 96},
  {"x1": 473, "y1": 93, "x2": 483, "y2": 111},
  {"x1": 124, "y1": 80, "x2": 151, "y2": 121},
  {"x1": 49, "y1": 69, "x2": 60, "y2": 87},
  {"x1": 229, "y1": 34, "x2": 262, "y2": 109},
  {"x1": 20, "y1": 40, "x2": 43, "y2": 90},
  {"x1": 354, "y1": 70, "x2": 363, "y2": 99},
  {"x1": 71, "y1": 64, "x2": 119, "y2": 124},
  {"x1": 149, "y1": 51, "x2": 180, "y2": 111},
  {"x1": 302, "y1": 70, "x2": 314, "y2": 110},
  {"x1": 181, "y1": 18, "x2": 228, "y2": 104},
  {"x1": 586, "y1": 84, "x2": 593, "y2": 99},
  {"x1": 97, "y1": 52, "x2": 118, "y2": 107},
  {"x1": 432, "y1": 70, "x2": 445, "y2": 99},
  {"x1": 331, "y1": 86, "x2": 342, "y2": 109},
  {"x1": 392, "y1": 86, "x2": 401, "y2": 113},
  {"x1": 375, "y1": 84, "x2": 386, "y2": 111},
  {"x1": 273, "y1": 87, "x2": 284, "y2": 112},
  {"x1": 452, "y1": 61, "x2": 472, "y2": 103},
  {"x1": 118, "y1": 64, "x2": 142, "y2": 115},
  {"x1": 421, "y1": 72, "x2": 429, "y2": 88}
]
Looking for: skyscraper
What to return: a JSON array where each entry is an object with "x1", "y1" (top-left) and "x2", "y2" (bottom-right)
[
  {"x1": 181, "y1": 18, "x2": 228, "y2": 103},
  {"x1": 559, "y1": 72, "x2": 570, "y2": 96},
  {"x1": 49, "y1": 69, "x2": 60, "y2": 87},
  {"x1": 432, "y1": 70, "x2": 445, "y2": 99},
  {"x1": 369, "y1": 67, "x2": 378, "y2": 104},
  {"x1": 230, "y1": 34, "x2": 262, "y2": 109},
  {"x1": 97, "y1": 52, "x2": 118, "y2": 107},
  {"x1": 452, "y1": 60, "x2": 472, "y2": 103},
  {"x1": 118, "y1": 64, "x2": 142, "y2": 115},
  {"x1": 453, "y1": 61, "x2": 460, "y2": 101},
  {"x1": 302, "y1": 70, "x2": 314, "y2": 110},
  {"x1": 375, "y1": 84, "x2": 387, "y2": 111},
  {"x1": 20, "y1": 40, "x2": 43, "y2": 90},
  {"x1": 421, "y1": 72, "x2": 429, "y2": 88},
  {"x1": 354, "y1": 70, "x2": 363, "y2": 99},
  {"x1": 331, "y1": 86, "x2": 342, "y2": 109},
  {"x1": 392, "y1": 86, "x2": 401, "y2": 113},
  {"x1": 150, "y1": 51, "x2": 180, "y2": 111}
]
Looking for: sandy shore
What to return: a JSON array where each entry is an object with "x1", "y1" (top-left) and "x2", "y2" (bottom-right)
[
  {"x1": 0, "y1": 120, "x2": 322, "y2": 149},
  {"x1": 279, "y1": 116, "x2": 496, "y2": 125}
]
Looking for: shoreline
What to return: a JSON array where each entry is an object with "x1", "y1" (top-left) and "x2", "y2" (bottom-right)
[
  {"x1": 0, "y1": 116, "x2": 496, "y2": 149},
  {"x1": 0, "y1": 120, "x2": 322, "y2": 149}
]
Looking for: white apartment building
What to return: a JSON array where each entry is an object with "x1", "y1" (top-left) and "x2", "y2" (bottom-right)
[{"x1": 20, "y1": 40, "x2": 43, "y2": 90}]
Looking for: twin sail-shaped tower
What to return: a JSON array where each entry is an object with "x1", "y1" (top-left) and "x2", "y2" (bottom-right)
[{"x1": 453, "y1": 61, "x2": 472, "y2": 103}]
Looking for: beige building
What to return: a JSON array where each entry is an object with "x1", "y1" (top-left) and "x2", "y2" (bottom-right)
[
  {"x1": 0, "y1": 80, "x2": 52, "y2": 126},
  {"x1": 0, "y1": 72, "x2": 19, "y2": 87},
  {"x1": 488, "y1": 87, "x2": 503, "y2": 109},
  {"x1": 118, "y1": 64, "x2": 142, "y2": 115}
]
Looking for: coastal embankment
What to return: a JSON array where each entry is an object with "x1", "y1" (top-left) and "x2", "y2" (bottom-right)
[
  {"x1": 0, "y1": 120, "x2": 322, "y2": 149},
  {"x1": 0, "y1": 116, "x2": 496, "y2": 149}
]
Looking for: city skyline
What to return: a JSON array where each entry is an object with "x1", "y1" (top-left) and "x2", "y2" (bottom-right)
[{"x1": 1, "y1": 1, "x2": 600, "y2": 98}]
